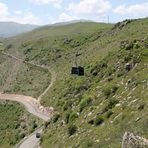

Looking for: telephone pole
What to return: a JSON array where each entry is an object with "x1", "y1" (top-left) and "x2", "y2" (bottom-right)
[{"x1": 107, "y1": 16, "x2": 109, "y2": 24}]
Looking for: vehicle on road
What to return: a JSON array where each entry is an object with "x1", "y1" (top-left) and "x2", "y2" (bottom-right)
[{"x1": 36, "y1": 132, "x2": 41, "y2": 138}]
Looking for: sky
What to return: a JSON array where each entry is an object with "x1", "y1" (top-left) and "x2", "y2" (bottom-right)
[{"x1": 0, "y1": 0, "x2": 148, "y2": 25}]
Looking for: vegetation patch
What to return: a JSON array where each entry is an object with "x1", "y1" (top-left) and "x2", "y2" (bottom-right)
[
  {"x1": 67, "y1": 124, "x2": 77, "y2": 136},
  {"x1": 0, "y1": 100, "x2": 42, "y2": 147}
]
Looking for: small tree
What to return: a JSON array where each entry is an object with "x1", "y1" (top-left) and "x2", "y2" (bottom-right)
[
  {"x1": 68, "y1": 124, "x2": 77, "y2": 136},
  {"x1": 79, "y1": 96, "x2": 92, "y2": 112},
  {"x1": 94, "y1": 116, "x2": 104, "y2": 126}
]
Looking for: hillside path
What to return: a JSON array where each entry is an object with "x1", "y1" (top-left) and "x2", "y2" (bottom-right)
[{"x1": 2, "y1": 52, "x2": 56, "y2": 101}]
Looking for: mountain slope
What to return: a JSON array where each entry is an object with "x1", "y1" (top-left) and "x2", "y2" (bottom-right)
[
  {"x1": 0, "y1": 22, "x2": 38, "y2": 37},
  {"x1": 40, "y1": 18, "x2": 148, "y2": 148},
  {"x1": 0, "y1": 18, "x2": 148, "y2": 147}
]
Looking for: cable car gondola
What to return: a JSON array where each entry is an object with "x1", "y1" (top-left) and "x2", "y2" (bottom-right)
[{"x1": 71, "y1": 53, "x2": 84, "y2": 76}]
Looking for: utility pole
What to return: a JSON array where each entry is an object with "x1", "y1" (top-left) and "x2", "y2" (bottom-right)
[{"x1": 107, "y1": 16, "x2": 110, "y2": 24}]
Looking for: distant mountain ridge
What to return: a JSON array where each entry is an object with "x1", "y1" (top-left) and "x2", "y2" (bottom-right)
[
  {"x1": 0, "y1": 22, "x2": 39, "y2": 38},
  {"x1": 49, "y1": 19, "x2": 95, "y2": 26},
  {"x1": 0, "y1": 20, "x2": 96, "y2": 38}
]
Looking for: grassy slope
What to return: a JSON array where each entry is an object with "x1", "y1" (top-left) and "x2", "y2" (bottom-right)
[
  {"x1": 0, "y1": 100, "x2": 42, "y2": 148},
  {"x1": 1, "y1": 19, "x2": 148, "y2": 147},
  {"x1": 1, "y1": 22, "x2": 112, "y2": 98},
  {"x1": 0, "y1": 49, "x2": 51, "y2": 98},
  {"x1": 40, "y1": 18, "x2": 148, "y2": 147},
  {"x1": 3, "y1": 22, "x2": 112, "y2": 58}
]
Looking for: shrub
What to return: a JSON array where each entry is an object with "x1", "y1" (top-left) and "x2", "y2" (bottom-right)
[
  {"x1": 100, "y1": 106, "x2": 109, "y2": 114},
  {"x1": 138, "y1": 103, "x2": 145, "y2": 111},
  {"x1": 64, "y1": 112, "x2": 70, "y2": 124},
  {"x1": 32, "y1": 123, "x2": 38, "y2": 129},
  {"x1": 125, "y1": 42, "x2": 134, "y2": 50},
  {"x1": 19, "y1": 132, "x2": 26, "y2": 139},
  {"x1": 99, "y1": 61, "x2": 107, "y2": 68},
  {"x1": 88, "y1": 119, "x2": 94, "y2": 125},
  {"x1": 44, "y1": 121, "x2": 51, "y2": 128},
  {"x1": 105, "y1": 66, "x2": 115, "y2": 76},
  {"x1": 124, "y1": 54, "x2": 131, "y2": 62},
  {"x1": 13, "y1": 85, "x2": 21, "y2": 92},
  {"x1": 94, "y1": 116, "x2": 104, "y2": 126},
  {"x1": 10, "y1": 139, "x2": 17, "y2": 146},
  {"x1": 79, "y1": 96, "x2": 92, "y2": 112},
  {"x1": 14, "y1": 123, "x2": 20, "y2": 129},
  {"x1": 63, "y1": 101, "x2": 72, "y2": 111},
  {"x1": 69, "y1": 112, "x2": 78, "y2": 123},
  {"x1": 108, "y1": 99, "x2": 119, "y2": 109},
  {"x1": 32, "y1": 120, "x2": 38, "y2": 129},
  {"x1": 106, "y1": 110, "x2": 113, "y2": 118},
  {"x1": 52, "y1": 113, "x2": 60, "y2": 123},
  {"x1": 82, "y1": 140, "x2": 93, "y2": 147},
  {"x1": 24, "y1": 47, "x2": 32, "y2": 54},
  {"x1": 103, "y1": 87, "x2": 111, "y2": 98},
  {"x1": 107, "y1": 77, "x2": 113, "y2": 81},
  {"x1": 117, "y1": 71, "x2": 124, "y2": 77},
  {"x1": 103, "y1": 85, "x2": 118, "y2": 99},
  {"x1": 112, "y1": 86, "x2": 118, "y2": 93},
  {"x1": 68, "y1": 124, "x2": 77, "y2": 136},
  {"x1": 5, "y1": 44, "x2": 12, "y2": 49}
]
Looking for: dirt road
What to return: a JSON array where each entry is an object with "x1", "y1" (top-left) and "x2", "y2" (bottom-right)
[
  {"x1": 17, "y1": 128, "x2": 43, "y2": 148},
  {"x1": 0, "y1": 52, "x2": 56, "y2": 148},
  {"x1": 0, "y1": 93, "x2": 51, "y2": 121},
  {"x1": 0, "y1": 92, "x2": 51, "y2": 148}
]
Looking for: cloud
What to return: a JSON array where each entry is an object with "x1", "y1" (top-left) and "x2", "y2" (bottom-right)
[
  {"x1": 0, "y1": 2, "x2": 42, "y2": 24},
  {"x1": 29, "y1": 0, "x2": 62, "y2": 8},
  {"x1": 114, "y1": 2, "x2": 148, "y2": 15},
  {"x1": 13, "y1": 10, "x2": 23, "y2": 15},
  {"x1": 58, "y1": 13, "x2": 78, "y2": 22},
  {"x1": 13, "y1": 12, "x2": 42, "y2": 24},
  {"x1": 47, "y1": 13, "x2": 78, "y2": 24},
  {"x1": 67, "y1": 0, "x2": 111, "y2": 15},
  {"x1": 0, "y1": 2, "x2": 9, "y2": 21}
]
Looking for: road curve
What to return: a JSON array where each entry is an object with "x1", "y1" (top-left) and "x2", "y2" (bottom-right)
[
  {"x1": 17, "y1": 128, "x2": 43, "y2": 148},
  {"x1": 0, "y1": 92, "x2": 52, "y2": 148},
  {"x1": 0, "y1": 52, "x2": 56, "y2": 148},
  {"x1": 0, "y1": 93, "x2": 50, "y2": 121}
]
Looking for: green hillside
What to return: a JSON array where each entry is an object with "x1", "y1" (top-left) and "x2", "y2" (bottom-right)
[
  {"x1": 0, "y1": 53, "x2": 51, "y2": 98},
  {"x1": 0, "y1": 100, "x2": 42, "y2": 148},
  {"x1": 0, "y1": 19, "x2": 148, "y2": 147}
]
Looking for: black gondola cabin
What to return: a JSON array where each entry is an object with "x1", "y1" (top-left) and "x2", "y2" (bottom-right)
[
  {"x1": 71, "y1": 66, "x2": 84, "y2": 76},
  {"x1": 71, "y1": 53, "x2": 84, "y2": 76}
]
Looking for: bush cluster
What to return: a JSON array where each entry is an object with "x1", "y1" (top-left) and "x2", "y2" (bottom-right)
[
  {"x1": 67, "y1": 124, "x2": 77, "y2": 136},
  {"x1": 79, "y1": 96, "x2": 92, "y2": 112},
  {"x1": 103, "y1": 85, "x2": 118, "y2": 99}
]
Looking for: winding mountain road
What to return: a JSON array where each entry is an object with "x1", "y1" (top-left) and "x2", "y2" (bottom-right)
[
  {"x1": 0, "y1": 93, "x2": 50, "y2": 121},
  {"x1": 0, "y1": 52, "x2": 56, "y2": 148},
  {"x1": 16, "y1": 128, "x2": 43, "y2": 148}
]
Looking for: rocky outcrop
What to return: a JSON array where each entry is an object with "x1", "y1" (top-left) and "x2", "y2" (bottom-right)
[{"x1": 122, "y1": 132, "x2": 148, "y2": 148}]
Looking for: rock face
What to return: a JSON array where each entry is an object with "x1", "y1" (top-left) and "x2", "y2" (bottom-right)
[{"x1": 122, "y1": 132, "x2": 148, "y2": 148}]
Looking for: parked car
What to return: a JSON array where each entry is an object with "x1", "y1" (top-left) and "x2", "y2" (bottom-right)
[{"x1": 36, "y1": 132, "x2": 41, "y2": 138}]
